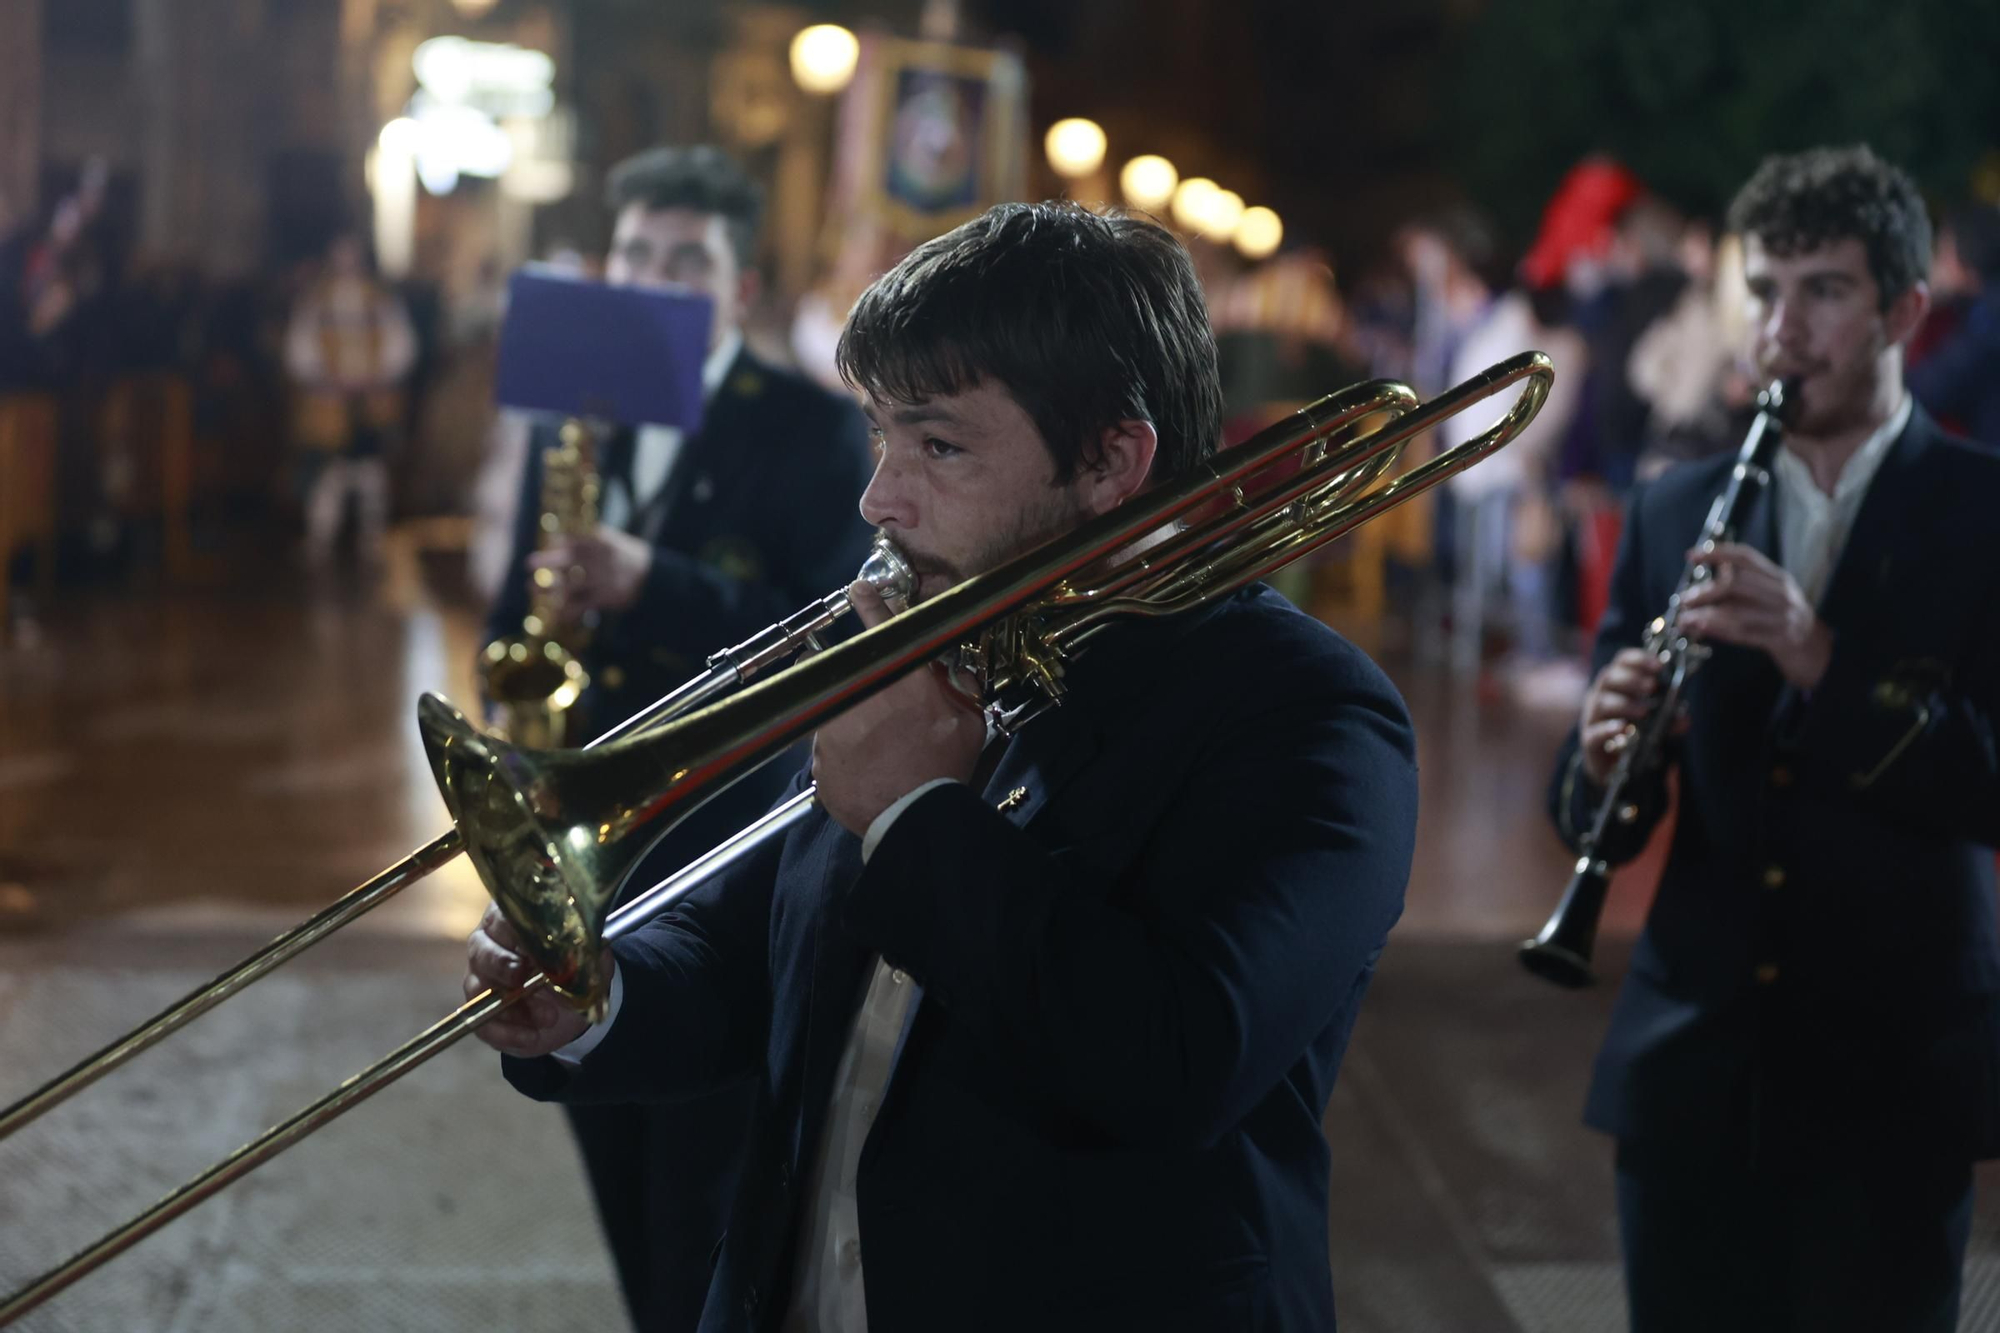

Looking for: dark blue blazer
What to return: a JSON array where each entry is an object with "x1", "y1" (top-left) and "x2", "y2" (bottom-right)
[
  {"x1": 1551, "y1": 406, "x2": 2000, "y2": 1164},
  {"x1": 506, "y1": 585, "x2": 1419, "y2": 1331}
]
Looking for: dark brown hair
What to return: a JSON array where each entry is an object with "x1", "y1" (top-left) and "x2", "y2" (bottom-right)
[
  {"x1": 1727, "y1": 146, "x2": 1932, "y2": 306},
  {"x1": 605, "y1": 145, "x2": 763, "y2": 269},
  {"x1": 837, "y1": 202, "x2": 1222, "y2": 485}
]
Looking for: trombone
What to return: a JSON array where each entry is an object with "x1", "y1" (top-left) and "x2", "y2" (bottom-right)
[{"x1": 0, "y1": 351, "x2": 1553, "y2": 1325}]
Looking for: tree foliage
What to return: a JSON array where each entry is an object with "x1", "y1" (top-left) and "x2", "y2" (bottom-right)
[{"x1": 1445, "y1": 0, "x2": 2000, "y2": 246}]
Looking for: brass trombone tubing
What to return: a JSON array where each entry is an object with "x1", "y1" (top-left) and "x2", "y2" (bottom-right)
[
  {"x1": 1066, "y1": 381, "x2": 1425, "y2": 611},
  {"x1": 1043, "y1": 352, "x2": 1552, "y2": 644},
  {"x1": 0, "y1": 787, "x2": 823, "y2": 1328},
  {"x1": 0, "y1": 578, "x2": 877, "y2": 1145},
  {"x1": 1163, "y1": 351, "x2": 1552, "y2": 604},
  {"x1": 0, "y1": 830, "x2": 463, "y2": 1143}
]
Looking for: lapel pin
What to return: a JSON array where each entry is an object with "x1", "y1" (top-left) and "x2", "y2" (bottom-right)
[{"x1": 996, "y1": 787, "x2": 1029, "y2": 813}]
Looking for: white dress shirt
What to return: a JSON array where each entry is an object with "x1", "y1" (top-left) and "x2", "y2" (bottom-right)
[
  {"x1": 551, "y1": 778, "x2": 956, "y2": 1332},
  {"x1": 598, "y1": 329, "x2": 743, "y2": 532},
  {"x1": 778, "y1": 955, "x2": 920, "y2": 1332},
  {"x1": 1772, "y1": 394, "x2": 1910, "y2": 604}
]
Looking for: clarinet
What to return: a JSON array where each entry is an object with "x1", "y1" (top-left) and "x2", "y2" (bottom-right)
[{"x1": 1518, "y1": 378, "x2": 1795, "y2": 988}]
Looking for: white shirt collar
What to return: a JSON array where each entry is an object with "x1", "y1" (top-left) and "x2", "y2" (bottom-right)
[
  {"x1": 1771, "y1": 393, "x2": 1911, "y2": 605},
  {"x1": 1774, "y1": 392, "x2": 1910, "y2": 504},
  {"x1": 701, "y1": 328, "x2": 744, "y2": 402}
]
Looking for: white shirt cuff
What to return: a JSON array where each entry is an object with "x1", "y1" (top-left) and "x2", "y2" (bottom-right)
[
  {"x1": 861, "y1": 779, "x2": 961, "y2": 863},
  {"x1": 550, "y1": 961, "x2": 623, "y2": 1067}
]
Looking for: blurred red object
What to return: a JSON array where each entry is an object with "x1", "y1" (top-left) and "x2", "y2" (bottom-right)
[
  {"x1": 1520, "y1": 157, "x2": 1645, "y2": 290},
  {"x1": 1576, "y1": 502, "x2": 1623, "y2": 637}
]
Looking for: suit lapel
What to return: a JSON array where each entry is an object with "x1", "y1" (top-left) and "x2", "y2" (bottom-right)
[
  {"x1": 1813, "y1": 409, "x2": 1936, "y2": 634},
  {"x1": 637, "y1": 348, "x2": 760, "y2": 543},
  {"x1": 978, "y1": 708, "x2": 1104, "y2": 831},
  {"x1": 975, "y1": 593, "x2": 1239, "y2": 829},
  {"x1": 791, "y1": 812, "x2": 869, "y2": 1160}
]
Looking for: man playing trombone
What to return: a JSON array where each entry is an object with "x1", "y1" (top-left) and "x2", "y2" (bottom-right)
[
  {"x1": 465, "y1": 202, "x2": 1422, "y2": 1331},
  {"x1": 1551, "y1": 146, "x2": 2000, "y2": 1332}
]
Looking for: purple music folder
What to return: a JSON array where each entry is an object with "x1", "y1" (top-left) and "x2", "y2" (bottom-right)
[{"x1": 494, "y1": 268, "x2": 715, "y2": 431}]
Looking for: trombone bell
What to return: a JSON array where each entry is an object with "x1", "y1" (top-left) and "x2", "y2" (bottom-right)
[{"x1": 419, "y1": 695, "x2": 622, "y2": 1018}]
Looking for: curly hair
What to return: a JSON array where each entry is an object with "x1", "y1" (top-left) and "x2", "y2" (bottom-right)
[
  {"x1": 837, "y1": 202, "x2": 1221, "y2": 486},
  {"x1": 1726, "y1": 145, "x2": 1931, "y2": 307},
  {"x1": 604, "y1": 145, "x2": 764, "y2": 268}
]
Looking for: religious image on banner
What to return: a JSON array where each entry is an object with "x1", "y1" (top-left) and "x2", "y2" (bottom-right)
[
  {"x1": 887, "y1": 66, "x2": 985, "y2": 214},
  {"x1": 826, "y1": 35, "x2": 1028, "y2": 246},
  {"x1": 790, "y1": 34, "x2": 1028, "y2": 390}
]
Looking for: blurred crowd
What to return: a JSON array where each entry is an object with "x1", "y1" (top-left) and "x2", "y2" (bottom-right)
[
  {"x1": 4, "y1": 153, "x2": 1996, "y2": 694},
  {"x1": 1205, "y1": 157, "x2": 2000, "y2": 704}
]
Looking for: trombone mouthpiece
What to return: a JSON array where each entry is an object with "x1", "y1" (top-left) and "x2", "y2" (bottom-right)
[{"x1": 859, "y1": 537, "x2": 917, "y2": 612}]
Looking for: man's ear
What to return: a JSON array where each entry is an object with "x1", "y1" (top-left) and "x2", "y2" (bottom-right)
[
  {"x1": 1079, "y1": 419, "x2": 1159, "y2": 517},
  {"x1": 1885, "y1": 278, "x2": 1930, "y2": 349},
  {"x1": 736, "y1": 265, "x2": 763, "y2": 312}
]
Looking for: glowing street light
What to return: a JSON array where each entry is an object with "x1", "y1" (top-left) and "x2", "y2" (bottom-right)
[
  {"x1": 790, "y1": 24, "x2": 860, "y2": 95},
  {"x1": 1195, "y1": 188, "x2": 1246, "y2": 243},
  {"x1": 1235, "y1": 206, "x2": 1284, "y2": 259},
  {"x1": 1119, "y1": 155, "x2": 1178, "y2": 211},
  {"x1": 1044, "y1": 118, "x2": 1108, "y2": 179},
  {"x1": 1170, "y1": 177, "x2": 1218, "y2": 233}
]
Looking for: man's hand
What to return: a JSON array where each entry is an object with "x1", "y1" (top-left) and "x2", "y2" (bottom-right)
[
  {"x1": 528, "y1": 525, "x2": 654, "y2": 621},
  {"x1": 811, "y1": 581, "x2": 986, "y2": 836},
  {"x1": 1678, "y1": 541, "x2": 1833, "y2": 691},
  {"x1": 1579, "y1": 647, "x2": 1677, "y2": 786},
  {"x1": 463, "y1": 904, "x2": 599, "y2": 1058}
]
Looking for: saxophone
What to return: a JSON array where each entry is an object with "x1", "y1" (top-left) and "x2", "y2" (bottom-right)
[{"x1": 481, "y1": 419, "x2": 600, "y2": 747}]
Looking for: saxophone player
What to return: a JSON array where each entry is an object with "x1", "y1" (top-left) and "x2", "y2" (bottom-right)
[
  {"x1": 1552, "y1": 146, "x2": 2000, "y2": 1332},
  {"x1": 482, "y1": 144, "x2": 877, "y2": 1332}
]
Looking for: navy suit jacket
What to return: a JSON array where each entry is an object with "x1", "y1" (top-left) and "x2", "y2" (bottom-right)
[
  {"x1": 505, "y1": 585, "x2": 1419, "y2": 1331},
  {"x1": 1551, "y1": 406, "x2": 2000, "y2": 1164}
]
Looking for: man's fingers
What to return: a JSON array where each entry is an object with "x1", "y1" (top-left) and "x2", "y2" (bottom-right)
[
  {"x1": 1584, "y1": 719, "x2": 1633, "y2": 753},
  {"x1": 468, "y1": 931, "x2": 529, "y2": 989},
  {"x1": 1599, "y1": 671, "x2": 1658, "y2": 706},
  {"x1": 1691, "y1": 541, "x2": 1759, "y2": 569},
  {"x1": 1684, "y1": 607, "x2": 1777, "y2": 647},
  {"x1": 1602, "y1": 662, "x2": 1658, "y2": 691},
  {"x1": 481, "y1": 906, "x2": 523, "y2": 951},
  {"x1": 1692, "y1": 542, "x2": 1793, "y2": 599},
  {"x1": 1609, "y1": 648, "x2": 1663, "y2": 678},
  {"x1": 848, "y1": 580, "x2": 892, "y2": 631},
  {"x1": 1592, "y1": 691, "x2": 1652, "y2": 722},
  {"x1": 466, "y1": 984, "x2": 568, "y2": 1055},
  {"x1": 526, "y1": 541, "x2": 577, "y2": 570}
]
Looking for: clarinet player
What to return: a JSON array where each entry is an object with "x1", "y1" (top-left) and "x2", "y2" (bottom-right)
[{"x1": 1550, "y1": 146, "x2": 2000, "y2": 1332}]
